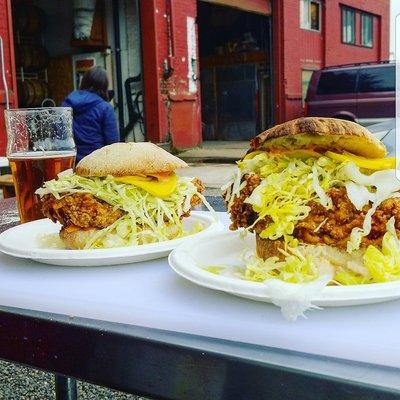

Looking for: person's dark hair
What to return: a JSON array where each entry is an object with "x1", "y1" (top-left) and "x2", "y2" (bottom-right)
[{"x1": 79, "y1": 66, "x2": 109, "y2": 101}]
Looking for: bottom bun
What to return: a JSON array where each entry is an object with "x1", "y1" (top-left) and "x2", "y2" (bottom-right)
[
  {"x1": 256, "y1": 234, "x2": 285, "y2": 260},
  {"x1": 255, "y1": 233, "x2": 367, "y2": 275},
  {"x1": 60, "y1": 227, "x2": 99, "y2": 250},
  {"x1": 60, "y1": 223, "x2": 182, "y2": 249}
]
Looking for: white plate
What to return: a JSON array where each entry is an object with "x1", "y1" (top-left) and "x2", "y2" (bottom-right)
[
  {"x1": 0, "y1": 211, "x2": 223, "y2": 266},
  {"x1": 168, "y1": 231, "x2": 400, "y2": 307}
]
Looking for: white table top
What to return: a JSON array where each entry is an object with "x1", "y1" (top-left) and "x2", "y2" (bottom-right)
[
  {"x1": 0, "y1": 212, "x2": 399, "y2": 369},
  {"x1": 0, "y1": 157, "x2": 9, "y2": 168}
]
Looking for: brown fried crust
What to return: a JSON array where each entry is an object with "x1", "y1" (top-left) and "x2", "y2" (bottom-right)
[
  {"x1": 41, "y1": 193, "x2": 125, "y2": 229},
  {"x1": 294, "y1": 188, "x2": 400, "y2": 249},
  {"x1": 256, "y1": 235, "x2": 285, "y2": 260},
  {"x1": 42, "y1": 178, "x2": 205, "y2": 228},
  {"x1": 190, "y1": 178, "x2": 205, "y2": 208},
  {"x1": 229, "y1": 179, "x2": 400, "y2": 258},
  {"x1": 227, "y1": 174, "x2": 260, "y2": 230}
]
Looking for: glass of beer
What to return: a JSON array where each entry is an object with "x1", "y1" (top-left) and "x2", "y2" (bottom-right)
[{"x1": 5, "y1": 107, "x2": 76, "y2": 223}]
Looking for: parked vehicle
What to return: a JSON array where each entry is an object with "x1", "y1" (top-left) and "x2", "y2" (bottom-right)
[
  {"x1": 305, "y1": 61, "x2": 395, "y2": 126},
  {"x1": 368, "y1": 118, "x2": 395, "y2": 157}
]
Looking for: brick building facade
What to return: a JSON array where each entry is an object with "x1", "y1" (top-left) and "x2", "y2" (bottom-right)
[
  {"x1": 274, "y1": 0, "x2": 390, "y2": 123},
  {"x1": 0, "y1": 0, "x2": 390, "y2": 153}
]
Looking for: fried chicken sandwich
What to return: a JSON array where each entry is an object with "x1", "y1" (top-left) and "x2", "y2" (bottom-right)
[
  {"x1": 36, "y1": 142, "x2": 206, "y2": 249},
  {"x1": 224, "y1": 117, "x2": 400, "y2": 285}
]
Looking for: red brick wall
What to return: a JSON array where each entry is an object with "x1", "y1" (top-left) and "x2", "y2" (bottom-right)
[
  {"x1": 275, "y1": 0, "x2": 390, "y2": 123},
  {"x1": 324, "y1": 0, "x2": 389, "y2": 66},
  {"x1": 140, "y1": 0, "x2": 169, "y2": 144},
  {"x1": 141, "y1": 0, "x2": 202, "y2": 149},
  {"x1": 166, "y1": 0, "x2": 202, "y2": 149}
]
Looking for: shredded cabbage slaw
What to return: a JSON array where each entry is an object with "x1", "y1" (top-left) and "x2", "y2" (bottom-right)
[
  {"x1": 218, "y1": 151, "x2": 400, "y2": 286},
  {"x1": 240, "y1": 153, "x2": 347, "y2": 240},
  {"x1": 36, "y1": 172, "x2": 210, "y2": 249}
]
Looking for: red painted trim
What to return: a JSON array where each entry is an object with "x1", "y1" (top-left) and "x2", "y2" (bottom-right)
[{"x1": 140, "y1": 0, "x2": 168, "y2": 143}]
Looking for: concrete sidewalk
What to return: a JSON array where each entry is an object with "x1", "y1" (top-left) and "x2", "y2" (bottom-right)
[
  {"x1": 177, "y1": 163, "x2": 236, "y2": 196},
  {"x1": 176, "y1": 140, "x2": 248, "y2": 163},
  {"x1": 174, "y1": 141, "x2": 245, "y2": 196}
]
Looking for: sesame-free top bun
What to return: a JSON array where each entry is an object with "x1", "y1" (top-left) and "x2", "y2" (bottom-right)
[
  {"x1": 250, "y1": 117, "x2": 387, "y2": 159},
  {"x1": 76, "y1": 142, "x2": 188, "y2": 177}
]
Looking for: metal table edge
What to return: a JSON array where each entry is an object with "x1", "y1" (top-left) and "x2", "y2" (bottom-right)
[{"x1": 0, "y1": 305, "x2": 399, "y2": 399}]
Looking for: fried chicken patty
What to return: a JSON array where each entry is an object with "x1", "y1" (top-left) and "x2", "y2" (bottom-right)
[
  {"x1": 190, "y1": 178, "x2": 205, "y2": 208},
  {"x1": 42, "y1": 178, "x2": 205, "y2": 229},
  {"x1": 227, "y1": 175, "x2": 400, "y2": 249},
  {"x1": 227, "y1": 174, "x2": 260, "y2": 230},
  {"x1": 294, "y1": 188, "x2": 400, "y2": 249},
  {"x1": 42, "y1": 193, "x2": 125, "y2": 229}
]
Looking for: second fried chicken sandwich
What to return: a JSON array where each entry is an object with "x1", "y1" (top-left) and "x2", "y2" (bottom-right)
[
  {"x1": 36, "y1": 142, "x2": 206, "y2": 249},
  {"x1": 224, "y1": 117, "x2": 400, "y2": 285}
]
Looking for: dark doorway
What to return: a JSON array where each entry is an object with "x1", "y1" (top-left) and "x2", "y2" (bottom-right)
[{"x1": 198, "y1": 2, "x2": 272, "y2": 141}]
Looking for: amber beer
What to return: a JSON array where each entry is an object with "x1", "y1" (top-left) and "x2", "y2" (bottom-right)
[{"x1": 9, "y1": 151, "x2": 75, "y2": 223}]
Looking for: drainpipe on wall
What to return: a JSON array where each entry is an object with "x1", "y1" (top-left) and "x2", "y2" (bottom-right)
[{"x1": 113, "y1": 0, "x2": 125, "y2": 137}]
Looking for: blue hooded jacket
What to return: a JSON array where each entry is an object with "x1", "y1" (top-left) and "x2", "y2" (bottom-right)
[{"x1": 62, "y1": 90, "x2": 120, "y2": 162}]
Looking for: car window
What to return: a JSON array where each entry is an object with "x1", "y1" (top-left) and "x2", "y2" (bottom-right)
[
  {"x1": 316, "y1": 69, "x2": 358, "y2": 95},
  {"x1": 358, "y1": 66, "x2": 395, "y2": 92}
]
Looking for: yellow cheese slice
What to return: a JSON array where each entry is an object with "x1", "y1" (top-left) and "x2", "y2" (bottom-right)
[
  {"x1": 114, "y1": 173, "x2": 178, "y2": 198},
  {"x1": 326, "y1": 151, "x2": 396, "y2": 170}
]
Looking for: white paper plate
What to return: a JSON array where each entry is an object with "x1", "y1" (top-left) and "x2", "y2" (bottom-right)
[
  {"x1": 168, "y1": 231, "x2": 400, "y2": 307},
  {"x1": 0, "y1": 211, "x2": 223, "y2": 266}
]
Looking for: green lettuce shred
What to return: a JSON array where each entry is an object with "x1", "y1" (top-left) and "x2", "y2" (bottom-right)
[
  {"x1": 242, "y1": 251, "x2": 319, "y2": 284},
  {"x1": 36, "y1": 173, "x2": 202, "y2": 248},
  {"x1": 239, "y1": 154, "x2": 346, "y2": 240}
]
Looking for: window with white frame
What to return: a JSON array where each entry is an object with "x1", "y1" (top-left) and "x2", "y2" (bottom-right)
[
  {"x1": 301, "y1": 70, "x2": 314, "y2": 105},
  {"x1": 342, "y1": 7, "x2": 355, "y2": 44},
  {"x1": 300, "y1": 0, "x2": 321, "y2": 31},
  {"x1": 361, "y1": 13, "x2": 373, "y2": 47}
]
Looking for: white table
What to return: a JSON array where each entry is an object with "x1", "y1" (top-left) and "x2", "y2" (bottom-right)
[{"x1": 0, "y1": 212, "x2": 399, "y2": 370}]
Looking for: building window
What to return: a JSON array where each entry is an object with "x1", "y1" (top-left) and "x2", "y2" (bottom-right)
[
  {"x1": 302, "y1": 70, "x2": 314, "y2": 105},
  {"x1": 342, "y1": 7, "x2": 355, "y2": 44},
  {"x1": 361, "y1": 13, "x2": 373, "y2": 47},
  {"x1": 300, "y1": 0, "x2": 321, "y2": 31}
]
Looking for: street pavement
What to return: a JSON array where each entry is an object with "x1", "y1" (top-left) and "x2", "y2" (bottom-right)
[
  {"x1": 177, "y1": 162, "x2": 236, "y2": 196},
  {"x1": 0, "y1": 360, "x2": 145, "y2": 399}
]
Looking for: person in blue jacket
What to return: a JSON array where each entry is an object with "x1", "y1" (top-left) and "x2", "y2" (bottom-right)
[{"x1": 62, "y1": 66, "x2": 119, "y2": 162}]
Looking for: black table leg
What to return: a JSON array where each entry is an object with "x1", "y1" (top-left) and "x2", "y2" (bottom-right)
[{"x1": 54, "y1": 374, "x2": 77, "y2": 400}]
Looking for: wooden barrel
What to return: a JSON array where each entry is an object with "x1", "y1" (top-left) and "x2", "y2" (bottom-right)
[
  {"x1": 15, "y1": 45, "x2": 48, "y2": 71},
  {"x1": 17, "y1": 80, "x2": 49, "y2": 107},
  {"x1": 13, "y1": 5, "x2": 45, "y2": 35}
]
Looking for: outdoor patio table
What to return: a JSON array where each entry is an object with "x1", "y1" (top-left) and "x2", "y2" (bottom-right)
[{"x1": 0, "y1": 197, "x2": 400, "y2": 400}]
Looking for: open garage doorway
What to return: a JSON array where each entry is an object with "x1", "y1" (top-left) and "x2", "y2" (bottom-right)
[
  {"x1": 198, "y1": 1, "x2": 272, "y2": 141},
  {"x1": 9, "y1": 0, "x2": 143, "y2": 142}
]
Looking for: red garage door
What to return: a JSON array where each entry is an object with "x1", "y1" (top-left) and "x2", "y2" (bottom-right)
[{"x1": 0, "y1": 0, "x2": 17, "y2": 155}]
